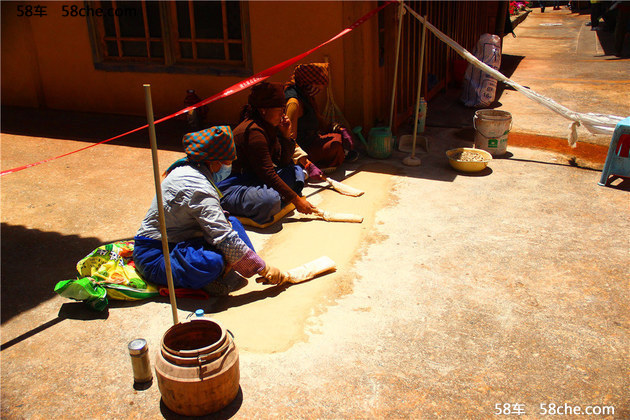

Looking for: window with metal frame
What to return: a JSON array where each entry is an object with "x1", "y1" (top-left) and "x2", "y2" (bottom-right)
[{"x1": 87, "y1": 0, "x2": 251, "y2": 75}]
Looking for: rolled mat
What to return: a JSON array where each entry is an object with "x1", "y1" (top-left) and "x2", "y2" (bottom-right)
[
  {"x1": 286, "y1": 256, "x2": 337, "y2": 284},
  {"x1": 317, "y1": 209, "x2": 363, "y2": 223},
  {"x1": 326, "y1": 178, "x2": 364, "y2": 197}
]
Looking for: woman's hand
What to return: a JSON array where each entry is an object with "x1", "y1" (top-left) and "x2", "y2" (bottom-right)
[
  {"x1": 278, "y1": 115, "x2": 292, "y2": 139},
  {"x1": 291, "y1": 195, "x2": 318, "y2": 215},
  {"x1": 257, "y1": 264, "x2": 288, "y2": 285},
  {"x1": 304, "y1": 161, "x2": 325, "y2": 182}
]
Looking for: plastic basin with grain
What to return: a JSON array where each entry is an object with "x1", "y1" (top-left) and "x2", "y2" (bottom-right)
[{"x1": 446, "y1": 147, "x2": 492, "y2": 173}]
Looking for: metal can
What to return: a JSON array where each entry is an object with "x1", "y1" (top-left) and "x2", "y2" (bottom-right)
[{"x1": 128, "y1": 338, "x2": 152, "y2": 383}]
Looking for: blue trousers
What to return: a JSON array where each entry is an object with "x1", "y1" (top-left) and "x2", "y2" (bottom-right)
[
  {"x1": 218, "y1": 165, "x2": 304, "y2": 224},
  {"x1": 133, "y1": 216, "x2": 253, "y2": 289}
]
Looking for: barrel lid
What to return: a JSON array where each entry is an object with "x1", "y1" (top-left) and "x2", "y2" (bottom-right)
[{"x1": 128, "y1": 338, "x2": 148, "y2": 355}]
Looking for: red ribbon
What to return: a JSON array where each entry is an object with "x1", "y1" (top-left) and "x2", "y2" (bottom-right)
[
  {"x1": 1, "y1": 1, "x2": 393, "y2": 177},
  {"x1": 158, "y1": 286, "x2": 210, "y2": 300}
]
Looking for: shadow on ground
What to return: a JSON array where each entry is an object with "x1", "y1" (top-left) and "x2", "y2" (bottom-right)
[
  {"x1": 595, "y1": 26, "x2": 630, "y2": 57},
  {"x1": 1, "y1": 106, "x2": 190, "y2": 151},
  {"x1": 1, "y1": 223, "x2": 106, "y2": 322},
  {"x1": 1, "y1": 302, "x2": 108, "y2": 351},
  {"x1": 159, "y1": 387, "x2": 243, "y2": 419},
  {"x1": 494, "y1": 54, "x2": 527, "y2": 101}
]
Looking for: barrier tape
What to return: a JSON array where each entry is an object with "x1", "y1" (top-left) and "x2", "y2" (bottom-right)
[{"x1": 1, "y1": 1, "x2": 394, "y2": 177}]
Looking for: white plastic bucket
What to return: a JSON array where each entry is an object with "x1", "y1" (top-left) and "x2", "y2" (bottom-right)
[{"x1": 473, "y1": 110, "x2": 512, "y2": 156}]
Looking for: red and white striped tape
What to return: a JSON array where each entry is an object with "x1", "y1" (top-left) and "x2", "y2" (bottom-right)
[{"x1": 1, "y1": 1, "x2": 393, "y2": 177}]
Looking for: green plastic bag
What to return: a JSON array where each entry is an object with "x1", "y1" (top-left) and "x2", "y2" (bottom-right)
[
  {"x1": 54, "y1": 278, "x2": 108, "y2": 311},
  {"x1": 55, "y1": 241, "x2": 159, "y2": 310}
]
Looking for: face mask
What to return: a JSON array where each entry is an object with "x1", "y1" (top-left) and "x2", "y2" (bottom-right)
[{"x1": 211, "y1": 164, "x2": 232, "y2": 184}]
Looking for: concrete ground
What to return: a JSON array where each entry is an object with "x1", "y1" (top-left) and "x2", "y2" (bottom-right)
[{"x1": 2, "y1": 6, "x2": 629, "y2": 420}]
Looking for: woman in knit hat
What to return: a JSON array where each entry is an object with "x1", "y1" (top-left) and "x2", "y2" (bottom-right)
[
  {"x1": 133, "y1": 125, "x2": 288, "y2": 293},
  {"x1": 217, "y1": 82, "x2": 318, "y2": 225},
  {"x1": 285, "y1": 63, "x2": 357, "y2": 173}
]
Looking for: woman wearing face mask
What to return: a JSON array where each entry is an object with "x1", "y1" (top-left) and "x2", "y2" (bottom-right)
[
  {"x1": 133, "y1": 125, "x2": 288, "y2": 293},
  {"x1": 217, "y1": 82, "x2": 318, "y2": 225}
]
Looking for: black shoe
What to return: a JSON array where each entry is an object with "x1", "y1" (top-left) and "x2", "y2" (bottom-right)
[
  {"x1": 202, "y1": 270, "x2": 247, "y2": 296},
  {"x1": 345, "y1": 150, "x2": 359, "y2": 162},
  {"x1": 202, "y1": 281, "x2": 230, "y2": 296}
]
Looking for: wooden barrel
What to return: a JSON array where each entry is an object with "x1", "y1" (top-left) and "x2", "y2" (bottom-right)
[{"x1": 155, "y1": 319, "x2": 239, "y2": 416}]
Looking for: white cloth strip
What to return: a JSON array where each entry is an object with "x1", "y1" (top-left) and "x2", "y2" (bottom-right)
[{"x1": 403, "y1": 3, "x2": 624, "y2": 147}]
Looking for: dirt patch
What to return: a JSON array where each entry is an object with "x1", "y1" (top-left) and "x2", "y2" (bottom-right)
[
  {"x1": 509, "y1": 131, "x2": 608, "y2": 170},
  {"x1": 212, "y1": 163, "x2": 397, "y2": 353}
]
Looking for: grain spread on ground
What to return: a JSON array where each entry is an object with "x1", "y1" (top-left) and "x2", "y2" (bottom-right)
[
  {"x1": 451, "y1": 150, "x2": 488, "y2": 162},
  {"x1": 214, "y1": 163, "x2": 397, "y2": 353}
]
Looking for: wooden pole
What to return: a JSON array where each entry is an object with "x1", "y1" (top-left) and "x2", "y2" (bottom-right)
[
  {"x1": 403, "y1": 14, "x2": 427, "y2": 167},
  {"x1": 388, "y1": 1, "x2": 405, "y2": 132},
  {"x1": 143, "y1": 84, "x2": 179, "y2": 325}
]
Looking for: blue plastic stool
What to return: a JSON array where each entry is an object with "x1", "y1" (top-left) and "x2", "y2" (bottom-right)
[{"x1": 598, "y1": 116, "x2": 630, "y2": 187}]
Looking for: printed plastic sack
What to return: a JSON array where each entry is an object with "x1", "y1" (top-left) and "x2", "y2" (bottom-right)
[
  {"x1": 55, "y1": 241, "x2": 159, "y2": 310},
  {"x1": 461, "y1": 34, "x2": 502, "y2": 107},
  {"x1": 54, "y1": 277, "x2": 108, "y2": 311}
]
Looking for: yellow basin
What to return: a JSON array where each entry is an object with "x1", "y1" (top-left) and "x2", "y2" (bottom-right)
[{"x1": 446, "y1": 147, "x2": 492, "y2": 173}]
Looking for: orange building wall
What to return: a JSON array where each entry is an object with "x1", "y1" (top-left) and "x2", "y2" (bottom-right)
[
  {"x1": 247, "y1": 1, "x2": 348, "y2": 123},
  {"x1": 1, "y1": 5, "x2": 43, "y2": 108},
  {"x1": 1, "y1": 1, "x2": 371, "y2": 128}
]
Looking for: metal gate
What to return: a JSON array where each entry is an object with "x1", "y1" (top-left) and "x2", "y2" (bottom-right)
[{"x1": 381, "y1": 1, "x2": 503, "y2": 130}]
